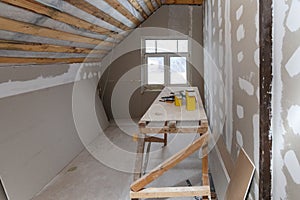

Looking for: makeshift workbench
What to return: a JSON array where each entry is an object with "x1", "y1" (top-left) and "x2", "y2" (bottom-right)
[{"x1": 130, "y1": 87, "x2": 211, "y2": 199}]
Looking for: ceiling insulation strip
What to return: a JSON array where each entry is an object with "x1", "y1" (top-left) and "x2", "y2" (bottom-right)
[
  {"x1": 103, "y1": 0, "x2": 141, "y2": 26},
  {"x1": 64, "y1": 0, "x2": 131, "y2": 32},
  {"x1": 0, "y1": 40, "x2": 108, "y2": 54},
  {"x1": 0, "y1": 17, "x2": 114, "y2": 46},
  {"x1": 128, "y1": 0, "x2": 149, "y2": 19},
  {"x1": 0, "y1": 57, "x2": 102, "y2": 64},
  {"x1": 1, "y1": 0, "x2": 118, "y2": 37}
]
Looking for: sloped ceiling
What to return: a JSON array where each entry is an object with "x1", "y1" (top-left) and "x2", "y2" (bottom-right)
[{"x1": 0, "y1": 0, "x2": 202, "y2": 65}]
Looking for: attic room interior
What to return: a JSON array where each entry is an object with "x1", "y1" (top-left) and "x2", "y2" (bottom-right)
[{"x1": 0, "y1": 0, "x2": 299, "y2": 199}]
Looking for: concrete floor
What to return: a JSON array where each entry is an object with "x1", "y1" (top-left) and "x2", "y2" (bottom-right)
[{"x1": 32, "y1": 121, "x2": 204, "y2": 200}]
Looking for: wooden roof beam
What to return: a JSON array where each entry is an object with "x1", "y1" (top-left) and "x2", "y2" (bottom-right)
[
  {"x1": 1, "y1": 0, "x2": 119, "y2": 38},
  {"x1": 103, "y1": 0, "x2": 141, "y2": 26},
  {"x1": 162, "y1": 0, "x2": 203, "y2": 5},
  {"x1": 155, "y1": 0, "x2": 162, "y2": 7},
  {"x1": 0, "y1": 57, "x2": 101, "y2": 64},
  {"x1": 128, "y1": 0, "x2": 149, "y2": 19},
  {"x1": 144, "y1": 0, "x2": 155, "y2": 13},
  {"x1": 0, "y1": 17, "x2": 114, "y2": 46},
  {"x1": 64, "y1": 0, "x2": 131, "y2": 32},
  {"x1": 0, "y1": 40, "x2": 108, "y2": 54}
]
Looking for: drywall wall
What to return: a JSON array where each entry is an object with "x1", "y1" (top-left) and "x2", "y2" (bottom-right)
[
  {"x1": 99, "y1": 5, "x2": 204, "y2": 120},
  {"x1": 272, "y1": 0, "x2": 300, "y2": 199},
  {"x1": 203, "y1": 0, "x2": 259, "y2": 199},
  {"x1": 0, "y1": 63, "x2": 108, "y2": 200}
]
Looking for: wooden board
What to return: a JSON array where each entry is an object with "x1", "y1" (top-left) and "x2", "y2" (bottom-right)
[
  {"x1": 224, "y1": 148, "x2": 255, "y2": 200},
  {"x1": 0, "y1": 57, "x2": 101, "y2": 64},
  {"x1": 1, "y1": 0, "x2": 116, "y2": 35},
  {"x1": 130, "y1": 186, "x2": 210, "y2": 199},
  {"x1": 128, "y1": 0, "x2": 148, "y2": 19},
  {"x1": 144, "y1": 0, "x2": 155, "y2": 12},
  {"x1": 163, "y1": 0, "x2": 203, "y2": 5},
  {"x1": 133, "y1": 136, "x2": 145, "y2": 181},
  {"x1": 130, "y1": 132, "x2": 209, "y2": 192},
  {"x1": 0, "y1": 17, "x2": 113, "y2": 46}
]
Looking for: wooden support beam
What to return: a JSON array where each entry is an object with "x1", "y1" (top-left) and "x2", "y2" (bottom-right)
[
  {"x1": 130, "y1": 186, "x2": 210, "y2": 199},
  {"x1": 64, "y1": 0, "x2": 130, "y2": 32},
  {"x1": 163, "y1": 0, "x2": 203, "y2": 5},
  {"x1": 0, "y1": 17, "x2": 113, "y2": 46},
  {"x1": 1, "y1": 0, "x2": 118, "y2": 37},
  {"x1": 144, "y1": 0, "x2": 155, "y2": 12},
  {"x1": 133, "y1": 136, "x2": 145, "y2": 181},
  {"x1": 131, "y1": 132, "x2": 209, "y2": 192},
  {"x1": 0, "y1": 41, "x2": 108, "y2": 54},
  {"x1": 0, "y1": 57, "x2": 101, "y2": 64},
  {"x1": 128, "y1": 0, "x2": 148, "y2": 19},
  {"x1": 103, "y1": 0, "x2": 141, "y2": 26},
  {"x1": 140, "y1": 126, "x2": 208, "y2": 134}
]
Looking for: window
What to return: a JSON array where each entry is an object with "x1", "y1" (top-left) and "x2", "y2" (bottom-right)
[{"x1": 142, "y1": 39, "x2": 189, "y2": 90}]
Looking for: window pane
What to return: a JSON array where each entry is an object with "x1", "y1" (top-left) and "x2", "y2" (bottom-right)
[
  {"x1": 147, "y1": 57, "x2": 164, "y2": 84},
  {"x1": 170, "y1": 57, "x2": 187, "y2": 84},
  {"x1": 145, "y1": 40, "x2": 156, "y2": 53},
  {"x1": 178, "y1": 40, "x2": 188, "y2": 52},
  {"x1": 157, "y1": 40, "x2": 177, "y2": 53}
]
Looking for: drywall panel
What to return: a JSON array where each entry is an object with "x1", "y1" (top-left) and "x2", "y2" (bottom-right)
[
  {"x1": 0, "y1": 63, "x2": 109, "y2": 199},
  {"x1": 272, "y1": 0, "x2": 300, "y2": 199},
  {"x1": 203, "y1": 0, "x2": 259, "y2": 198},
  {"x1": 100, "y1": 5, "x2": 204, "y2": 120}
]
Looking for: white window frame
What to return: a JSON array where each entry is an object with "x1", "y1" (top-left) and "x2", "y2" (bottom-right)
[{"x1": 141, "y1": 38, "x2": 191, "y2": 92}]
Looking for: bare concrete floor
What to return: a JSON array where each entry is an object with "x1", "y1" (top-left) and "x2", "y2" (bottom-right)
[{"x1": 32, "y1": 121, "x2": 203, "y2": 200}]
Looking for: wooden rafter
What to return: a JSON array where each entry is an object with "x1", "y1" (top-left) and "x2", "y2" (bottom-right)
[
  {"x1": 0, "y1": 57, "x2": 101, "y2": 64},
  {"x1": 155, "y1": 0, "x2": 162, "y2": 7},
  {"x1": 144, "y1": 0, "x2": 155, "y2": 12},
  {"x1": 0, "y1": 17, "x2": 113, "y2": 46},
  {"x1": 64, "y1": 0, "x2": 131, "y2": 32},
  {"x1": 128, "y1": 0, "x2": 148, "y2": 19},
  {"x1": 103, "y1": 0, "x2": 141, "y2": 26},
  {"x1": 0, "y1": 40, "x2": 108, "y2": 54},
  {"x1": 1, "y1": 0, "x2": 118, "y2": 38},
  {"x1": 163, "y1": 0, "x2": 203, "y2": 5},
  {"x1": 130, "y1": 132, "x2": 209, "y2": 192}
]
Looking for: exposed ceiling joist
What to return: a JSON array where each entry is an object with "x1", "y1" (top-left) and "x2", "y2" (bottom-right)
[
  {"x1": 144, "y1": 0, "x2": 155, "y2": 12},
  {"x1": 128, "y1": 0, "x2": 149, "y2": 19},
  {"x1": 155, "y1": 0, "x2": 162, "y2": 6},
  {"x1": 0, "y1": 57, "x2": 101, "y2": 64},
  {"x1": 103, "y1": 0, "x2": 141, "y2": 26},
  {"x1": 0, "y1": 40, "x2": 108, "y2": 54},
  {"x1": 163, "y1": 0, "x2": 203, "y2": 5},
  {"x1": 1, "y1": 0, "x2": 118, "y2": 37},
  {"x1": 64, "y1": 0, "x2": 131, "y2": 32},
  {"x1": 0, "y1": 17, "x2": 114, "y2": 46}
]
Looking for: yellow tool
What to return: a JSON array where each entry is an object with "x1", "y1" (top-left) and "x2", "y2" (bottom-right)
[
  {"x1": 174, "y1": 95, "x2": 182, "y2": 106},
  {"x1": 186, "y1": 91, "x2": 196, "y2": 111}
]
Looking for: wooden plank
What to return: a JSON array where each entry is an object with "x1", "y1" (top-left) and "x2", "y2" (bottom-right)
[
  {"x1": 140, "y1": 126, "x2": 208, "y2": 134},
  {"x1": 0, "y1": 57, "x2": 101, "y2": 64},
  {"x1": 144, "y1": 0, "x2": 155, "y2": 12},
  {"x1": 0, "y1": 17, "x2": 113, "y2": 46},
  {"x1": 130, "y1": 186, "x2": 210, "y2": 199},
  {"x1": 133, "y1": 136, "x2": 145, "y2": 181},
  {"x1": 145, "y1": 136, "x2": 165, "y2": 143},
  {"x1": 0, "y1": 41, "x2": 108, "y2": 54},
  {"x1": 163, "y1": 0, "x2": 203, "y2": 5},
  {"x1": 1, "y1": 0, "x2": 118, "y2": 37},
  {"x1": 103, "y1": 0, "x2": 141, "y2": 26},
  {"x1": 128, "y1": 0, "x2": 148, "y2": 19},
  {"x1": 130, "y1": 132, "x2": 209, "y2": 192},
  {"x1": 64, "y1": 0, "x2": 130, "y2": 32}
]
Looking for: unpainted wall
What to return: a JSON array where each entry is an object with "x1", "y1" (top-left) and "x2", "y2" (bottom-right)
[
  {"x1": 272, "y1": 0, "x2": 300, "y2": 199},
  {"x1": 0, "y1": 63, "x2": 108, "y2": 200},
  {"x1": 99, "y1": 5, "x2": 204, "y2": 120},
  {"x1": 203, "y1": 0, "x2": 259, "y2": 199}
]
